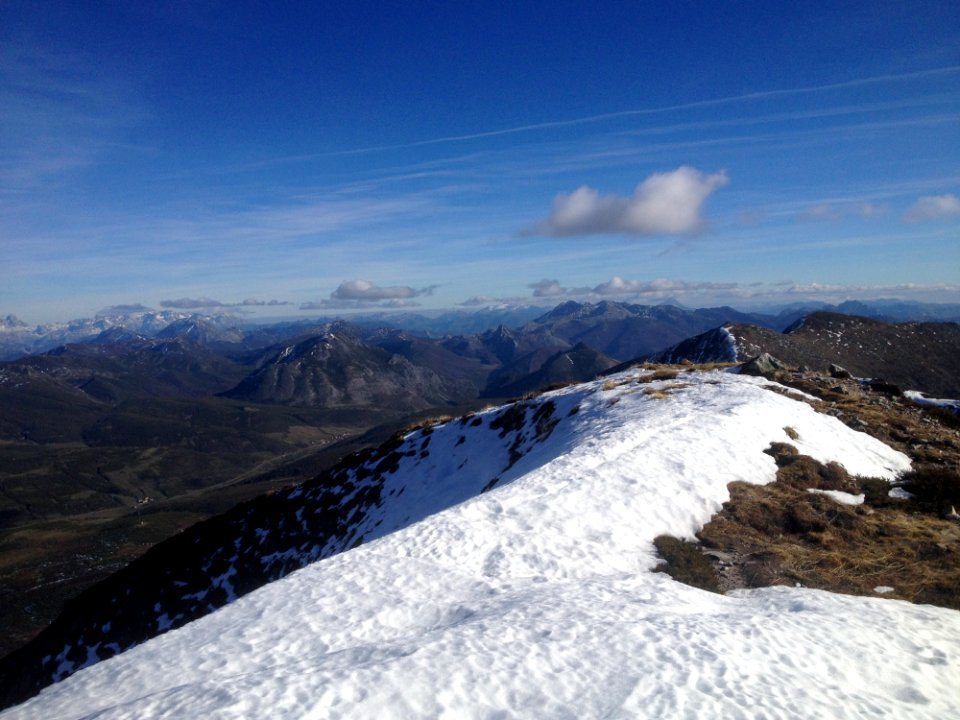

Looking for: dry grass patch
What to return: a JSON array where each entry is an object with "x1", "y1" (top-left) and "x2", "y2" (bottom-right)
[
  {"x1": 642, "y1": 388, "x2": 671, "y2": 400},
  {"x1": 686, "y1": 448, "x2": 960, "y2": 609},
  {"x1": 698, "y1": 478, "x2": 960, "y2": 607},
  {"x1": 636, "y1": 368, "x2": 680, "y2": 383},
  {"x1": 640, "y1": 382, "x2": 693, "y2": 401},
  {"x1": 644, "y1": 371, "x2": 960, "y2": 609},
  {"x1": 683, "y1": 362, "x2": 738, "y2": 372},
  {"x1": 653, "y1": 536, "x2": 720, "y2": 593}
]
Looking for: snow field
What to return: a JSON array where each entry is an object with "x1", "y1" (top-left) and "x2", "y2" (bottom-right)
[{"x1": 7, "y1": 369, "x2": 958, "y2": 720}]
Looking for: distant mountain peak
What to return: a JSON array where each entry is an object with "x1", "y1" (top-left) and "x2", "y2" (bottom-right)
[{"x1": 0, "y1": 315, "x2": 28, "y2": 330}]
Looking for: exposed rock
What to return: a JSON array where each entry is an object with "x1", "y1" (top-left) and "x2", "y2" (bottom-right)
[
  {"x1": 866, "y1": 380, "x2": 903, "y2": 396},
  {"x1": 829, "y1": 363, "x2": 852, "y2": 379},
  {"x1": 739, "y1": 353, "x2": 788, "y2": 377}
]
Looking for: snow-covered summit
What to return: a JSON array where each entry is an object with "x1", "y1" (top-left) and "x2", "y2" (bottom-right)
[
  {"x1": 0, "y1": 315, "x2": 29, "y2": 331},
  {"x1": 5, "y1": 368, "x2": 958, "y2": 719},
  {"x1": 0, "y1": 310, "x2": 242, "y2": 360}
]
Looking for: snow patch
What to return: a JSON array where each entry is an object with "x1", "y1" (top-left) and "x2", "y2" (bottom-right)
[
  {"x1": 719, "y1": 325, "x2": 738, "y2": 361},
  {"x1": 806, "y1": 488, "x2": 865, "y2": 506},
  {"x1": 889, "y1": 486, "x2": 914, "y2": 500},
  {"x1": 905, "y1": 390, "x2": 960, "y2": 413}
]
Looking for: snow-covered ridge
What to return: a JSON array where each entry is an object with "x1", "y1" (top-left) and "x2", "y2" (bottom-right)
[
  {"x1": 7, "y1": 369, "x2": 958, "y2": 719},
  {"x1": 0, "y1": 310, "x2": 240, "y2": 360}
]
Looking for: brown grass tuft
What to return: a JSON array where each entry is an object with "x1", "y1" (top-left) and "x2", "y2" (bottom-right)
[
  {"x1": 636, "y1": 368, "x2": 680, "y2": 383},
  {"x1": 642, "y1": 388, "x2": 670, "y2": 400},
  {"x1": 653, "y1": 536, "x2": 721, "y2": 593}
]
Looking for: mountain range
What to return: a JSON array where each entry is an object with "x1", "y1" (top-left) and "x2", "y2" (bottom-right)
[
  {"x1": 2, "y1": 299, "x2": 960, "y2": 713},
  {"x1": 4, "y1": 297, "x2": 958, "y2": 362}
]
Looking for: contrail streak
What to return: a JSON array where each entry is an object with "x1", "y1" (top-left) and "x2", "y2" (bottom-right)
[{"x1": 326, "y1": 65, "x2": 960, "y2": 156}]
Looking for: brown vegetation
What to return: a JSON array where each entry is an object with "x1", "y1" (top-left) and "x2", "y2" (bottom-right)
[{"x1": 654, "y1": 369, "x2": 960, "y2": 610}]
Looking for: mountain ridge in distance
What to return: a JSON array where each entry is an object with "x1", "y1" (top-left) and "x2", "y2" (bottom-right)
[
  {"x1": 3, "y1": 297, "x2": 959, "y2": 361},
  {"x1": 649, "y1": 311, "x2": 960, "y2": 398}
]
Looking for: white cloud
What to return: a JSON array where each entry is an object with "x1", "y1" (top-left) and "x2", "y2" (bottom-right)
[
  {"x1": 904, "y1": 194, "x2": 960, "y2": 222},
  {"x1": 592, "y1": 277, "x2": 737, "y2": 296},
  {"x1": 457, "y1": 296, "x2": 533, "y2": 309},
  {"x1": 299, "y1": 280, "x2": 439, "y2": 311},
  {"x1": 242, "y1": 298, "x2": 291, "y2": 307},
  {"x1": 331, "y1": 280, "x2": 437, "y2": 301},
  {"x1": 523, "y1": 277, "x2": 737, "y2": 300},
  {"x1": 530, "y1": 166, "x2": 729, "y2": 237},
  {"x1": 528, "y1": 279, "x2": 567, "y2": 297}
]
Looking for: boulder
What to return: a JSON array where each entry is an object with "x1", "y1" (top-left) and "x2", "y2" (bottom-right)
[
  {"x1": 739, "y1": 353, "x2": 787, "y2": 377},
  {"x1": 829, "y1": 364, "x2": 852, "y2": 379}
]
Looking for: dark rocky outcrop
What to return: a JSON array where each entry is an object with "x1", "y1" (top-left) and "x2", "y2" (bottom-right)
[
  {"x1": 739, "y1": 353, "x2": 788, "y2": 378},
  {"x1": 651, "y1": 313, "x2": 960, "y2": 398}
]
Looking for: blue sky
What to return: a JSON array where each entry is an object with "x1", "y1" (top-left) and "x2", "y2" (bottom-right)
[{"x1": 2, "y1": 1, "x2": 959, "y2": 323}]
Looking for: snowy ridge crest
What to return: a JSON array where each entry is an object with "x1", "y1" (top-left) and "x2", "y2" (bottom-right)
[
  {"x1": 2, "y1": 380, "x2": 585, "y2": 701},
  {"x1": 5, "y1": 369, "x2": 950, "y2": 719},
  {"x1": 650, "y1": 324, "x2": 740, "y2": 363}
]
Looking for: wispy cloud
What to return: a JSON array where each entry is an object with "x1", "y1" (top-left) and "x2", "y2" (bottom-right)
[
  {"x1": 299, "y1": 298, "x2": 421, "y2": 311},
  {"x1": 0, "y1": 39, "x2": 146, "y2": 190},
  {"x1": 331, "y1": 279, "x2": 437, "y2": 301},
  {"x1": 468, "y1": 277, "x2": 960, "y2": 309},
  {"x1": 310, "y1": 66, "x2": 960, "y2": 157},
  {"x1": 527, "y1": 167, "x2": 729, "y2": 237},
  {"x1": 159, "y1": 297, "x2": 291, "y2": 309},
  {"x1": 528, "y1": 277, "x2": 737, "y2": 300},
  {"x1": 799, "y1": 202, "x2": 886, "y2": 222},
  {"x1": 593, "y1": 277, "x2": 738, "y2": 296},
  {"x1": 156, "y1": 196, "x2": 436, "y2": 245},
  {"x1": 96, "y1": 304, "x2": 154, "y2": 316},
  {"x1": 904, "y1": 193, "x2": 960, "y2": 222}
]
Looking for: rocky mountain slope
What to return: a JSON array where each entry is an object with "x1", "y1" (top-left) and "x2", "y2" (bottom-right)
[
  {"x1": 483, "y1": 341, "x2": 618, "y2": 398},
  {"x1": 220, "y1": 329, "x2": 475, "y2": 409},
  {"x1": 651, "y1": 312, "x2": 960, "y2": 397},
  {"x1": 516, "y1": 300, "x2": 781, "y2": 358},
  {"x1": 3, "y1": 337, "x2": 247, "y2": 405}
]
